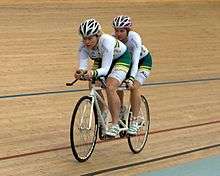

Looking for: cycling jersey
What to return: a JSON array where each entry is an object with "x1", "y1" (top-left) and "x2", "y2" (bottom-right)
[
  {"x1": 125, "y1": 31, "x2": 150, "y2": 78},
  {"x1": 78, "y1": 33, "x2": 130, "y2": 77}
]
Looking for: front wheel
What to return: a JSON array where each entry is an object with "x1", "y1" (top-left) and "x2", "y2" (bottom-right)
[
  {"x1": 127, "y1": 95, "x2": 150, "y2": 153},
  {"x1": 70, "y1": 96, "x2": 98, "y2": 162}
]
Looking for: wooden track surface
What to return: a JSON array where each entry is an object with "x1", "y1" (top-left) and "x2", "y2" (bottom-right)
[{"x1": 0, "y1": 0, "x2": 220, "y2": 175}]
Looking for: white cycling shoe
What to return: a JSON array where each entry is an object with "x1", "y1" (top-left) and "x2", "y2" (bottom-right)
[
  {"x1": 127, "y1": 121, "x2": 139, "y2": 135},
  {"x1": 105, "y1": 124, "x2": 120, "y2": 137}
]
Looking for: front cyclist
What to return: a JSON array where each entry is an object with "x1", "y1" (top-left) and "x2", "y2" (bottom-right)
[
  {"x1": 112, "y1": 15, "x2": 153, "y2": 135},
  {"x1": 74, "y1": 18, "x2": 132, "y2": 137}
]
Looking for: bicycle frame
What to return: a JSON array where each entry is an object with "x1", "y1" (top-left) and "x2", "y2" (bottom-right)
[{"x1": 88, "y1": 83, "x2": 131, "y2": 135}]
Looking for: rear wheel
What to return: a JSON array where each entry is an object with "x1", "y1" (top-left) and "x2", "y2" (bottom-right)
[
  {"x1": 128, "y1": 95, "x2": 150, "y2": 153},
  {"x1": 70, "y1": 96, "x2": 98, "y2": 162}
]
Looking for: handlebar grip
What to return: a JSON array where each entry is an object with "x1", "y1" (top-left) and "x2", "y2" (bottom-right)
[
  {"x1": 76, "y1": 70, "x2": 82, "y2": 74},
  {"x1": 66, "y1": 79, "x2": 78, "y2": 86},
  {"x1": 76, "y1": 70, "x2": 88, "y2": 74}
]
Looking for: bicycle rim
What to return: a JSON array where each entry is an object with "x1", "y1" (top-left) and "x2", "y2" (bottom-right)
[
  {"x1": 128, "y1": 95, "x2": 150, "y2": 153},
  {"x1": 70, "y1": 96, "x2": 98, "y2": 162}
]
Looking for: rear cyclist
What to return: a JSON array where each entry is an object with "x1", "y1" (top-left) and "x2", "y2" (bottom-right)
[
  {"x1": 74, "y1": 18, "x2": 132, "y2": 137},
  {"x1": 112, "y1": 15, "x2": 153, "y2": 135}
]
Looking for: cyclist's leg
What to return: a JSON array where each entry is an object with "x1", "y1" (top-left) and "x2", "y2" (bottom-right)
[
  {"x1": 117, "y1": 90, "x2": 127, "y2": 114},
  {"x1": 105, "y1": 50, "x2": 131, "y2": 136},
  {"x1": 130, "y1": 80, "x2": 142, "y2": 117},
  {"x1": 117, "y1": 90, "x2": 124, "y2": 106},
  {"x1": 117, "y1": 65, "x2": 131, "y2": 117},
  {"x1": 106, "y1": 77, "x2": 121, "y2": 124},
  {"x1": 105, "y1": 72, "x2": 126, "y2": 137},
  {"x1": 128, "y1": 53, "x2": 152, "y2": 135},
  {"x1": 131, "y1": 53, "x2": 152, "y2": 117},
  {"x1": 107, "y1": 50, "x2": 131, "y2": 124},
  {"x1": 127, "y1": 81, "x2": 141, "y2": 135}
]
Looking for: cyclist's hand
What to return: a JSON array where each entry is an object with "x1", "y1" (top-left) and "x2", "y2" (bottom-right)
[
  {"x1": 74, "y1": 69, "x2": 86, "y2": 79},
  {"x1": 84, "y1": 70, "x2": 93, "y2": 80},
  {"x1": 125, "y1": 76, "x2": 135, "y2": 89}
]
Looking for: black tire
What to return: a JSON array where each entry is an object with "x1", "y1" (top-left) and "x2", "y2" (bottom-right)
[
  {"x1": 128, "y1": 95, "x2": 150, "y2": 153},
  {"x1": 70, "y1": 96, "x2": 98, "y2": 162}
]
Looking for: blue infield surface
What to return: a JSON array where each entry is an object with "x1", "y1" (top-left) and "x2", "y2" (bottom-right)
[{"x1": 139, "y1": 155, "x2": 220, "y2": 176}]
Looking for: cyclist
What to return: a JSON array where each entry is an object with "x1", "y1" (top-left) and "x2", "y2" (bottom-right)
[
  {"x1": 112, "y1": 15, "x2": 153, "y2": 135},
  {"x1": 74, "y1": 18, "x2": 132, "y2": 137}
]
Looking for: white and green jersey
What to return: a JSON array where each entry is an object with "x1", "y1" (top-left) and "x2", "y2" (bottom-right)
[
  {"x1": 78, "y1": 33, "x2": 127, "y2": 77},
  {"x1": 125, "y1": 31, "x2": 149, "y2": 78}
]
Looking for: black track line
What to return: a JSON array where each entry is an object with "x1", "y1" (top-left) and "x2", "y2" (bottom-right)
[
  {"x1": 81, "y1": 143, "x2": 220, "y2": 176},
  {"x1": 0, "y1": 77, "x2": 219, "y2": 99}
]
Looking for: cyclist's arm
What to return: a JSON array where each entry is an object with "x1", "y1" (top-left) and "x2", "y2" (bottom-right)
[
  {"x1": 78, "y1": 44, "x2": 89, "y2": 70},
  {"x1": 93, "y1": 40, "x2": 114, "y2": 77},
  {"x1": 129, "y1": 37, "x2": 142, "y2": 78}
]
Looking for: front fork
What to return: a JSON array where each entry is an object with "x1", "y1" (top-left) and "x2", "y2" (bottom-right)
[{"x1": 79, "y1": 96, "x2": 95, "y2": 130}]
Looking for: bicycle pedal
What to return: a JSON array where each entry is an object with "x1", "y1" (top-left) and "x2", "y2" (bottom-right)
[
  {"x1": 127, "y1": 133, "x2": 138, "y2": 137},
  {"x1": 105, "y1": 134, "x2": 116, "y2": 139},
  {"x1": 99, "y1": 134, "x2": 106, "y2": 140},
  {"x1": 119, "y1": 131, "x2": 127, "y2": 138}
]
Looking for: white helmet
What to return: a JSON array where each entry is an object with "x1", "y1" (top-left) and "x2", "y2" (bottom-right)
[
  {"x1": 79, "y1": 19, "x2": 101, "y2": 37},
  {"x1": 112, "y1": 15, "x2": 132, "y2": 29}
]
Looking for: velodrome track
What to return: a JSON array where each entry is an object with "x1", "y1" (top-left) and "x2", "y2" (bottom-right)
[{"x1": 0, "y1": 0, "x2": 219, "y2": 175}]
